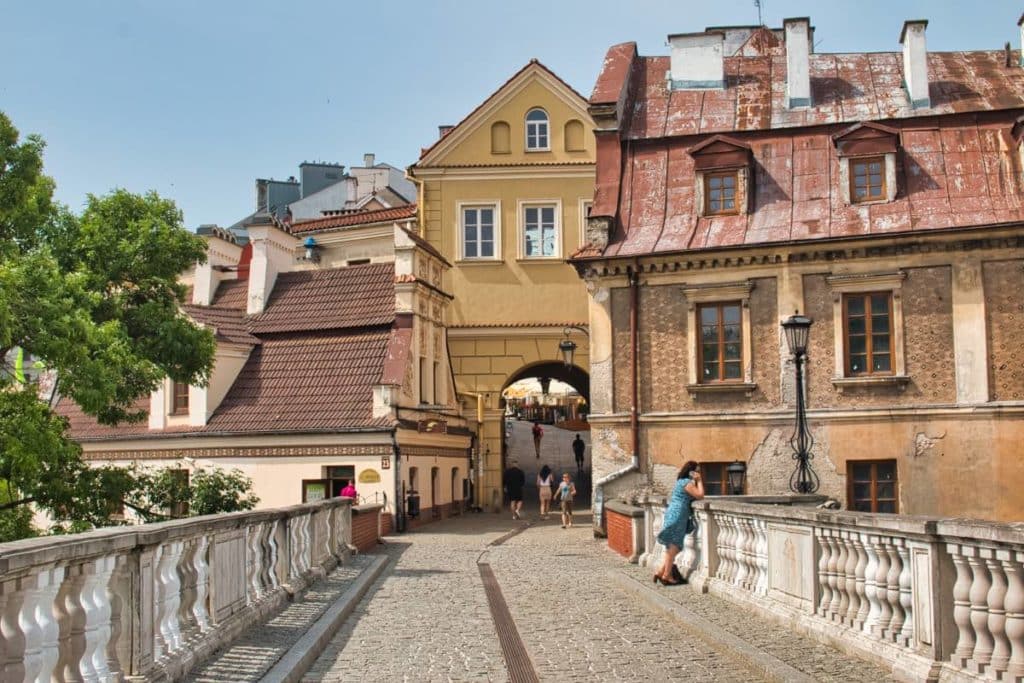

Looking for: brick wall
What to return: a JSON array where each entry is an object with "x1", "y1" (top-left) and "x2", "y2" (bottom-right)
[
  {"x1": 606, "y1": 508, "x2": 633, "y2": 558},
  {"x1": 351, "y1": 508, "x2": 380, "y2": 552}
]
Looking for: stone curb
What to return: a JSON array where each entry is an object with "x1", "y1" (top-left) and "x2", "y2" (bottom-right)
[
  {"x1": 610, "y1": 570, "x2": 817, "y2": 683},
  {"x1": 260, "y1": 554, "x2": 390, "y2": 683}
]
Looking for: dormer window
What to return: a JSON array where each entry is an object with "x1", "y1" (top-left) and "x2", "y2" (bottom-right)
[
  {"x1": 833, "y1": 122, "x2": 900, "y2": 205},
  {"x1": 171, "y1": 381, "x2": 189, "y2": 415},
  {"x1": 688, "y1": 135, "x2": 752, "y2": 218},
  {"x1": 525, "y1": 108, "x2": 549, "y2": 151}
]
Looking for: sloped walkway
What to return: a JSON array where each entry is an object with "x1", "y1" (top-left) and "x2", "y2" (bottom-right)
[{"x1": 304, "y1": 512, "x2": 895, "y2": 682}]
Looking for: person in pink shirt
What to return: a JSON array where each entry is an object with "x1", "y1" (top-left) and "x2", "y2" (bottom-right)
[{"x1": 340, "y1": 479, "x2": 357, "y2": 499}]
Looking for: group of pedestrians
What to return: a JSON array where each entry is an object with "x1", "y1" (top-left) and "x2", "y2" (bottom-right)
[{"x1": 503, "y1": 460, "x2": 578, "y2": 529}]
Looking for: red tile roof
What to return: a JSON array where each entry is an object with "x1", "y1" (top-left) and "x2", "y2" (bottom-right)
[
  {"x1": 250, "y1": 264, "x2": 395, "y2": 334},
  {"x1": 290, "y1": 205, "x2": 417, "y2": 234},
  {"x1": 211, "y1": 278, "x2": 248, "y2": 308},
  {"x1": 182, "y1": 304, "x2": 259, "y2": 345},
  {"x1": 57, "y1": 398, "x2": 161, "y2": 440}
]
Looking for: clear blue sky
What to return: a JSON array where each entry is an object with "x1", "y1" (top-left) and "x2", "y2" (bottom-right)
[{"x1": 2, "y1": 1, "x2": 1021, "y2": 228}]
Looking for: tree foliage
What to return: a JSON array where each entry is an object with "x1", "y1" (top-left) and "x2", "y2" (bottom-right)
[{"x1": 0, "y1": 110, "x2": 228, "y2": 540}]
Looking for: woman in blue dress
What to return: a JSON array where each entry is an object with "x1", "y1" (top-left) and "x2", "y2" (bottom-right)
[{"x1": 654, "y1": 460, "x2": 705, "y2": 585}]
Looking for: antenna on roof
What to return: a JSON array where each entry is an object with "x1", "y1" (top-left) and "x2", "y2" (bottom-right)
[{"x1": 754, "y1": 0, "x2": 763, "y2": 26}]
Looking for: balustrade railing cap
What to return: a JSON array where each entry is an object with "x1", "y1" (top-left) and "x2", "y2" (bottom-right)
[
  {"x1": 935, "y1": 517, "x2": 1024, "y2": 546},
  {"x1": 352, "y1": 503, "x2": 385, "y2": 514}
]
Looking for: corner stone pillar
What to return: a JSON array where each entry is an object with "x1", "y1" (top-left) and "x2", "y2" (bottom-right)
[
  {"x1": 951, "y1": 260, "x2": 989, "y2": 404},
  {"x1": 588, "y1": 283, "x2": 614, "y2": 415}
]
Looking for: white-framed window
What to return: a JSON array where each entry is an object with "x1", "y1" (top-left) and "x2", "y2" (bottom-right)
[
  {"x1": 682, "y1": 281, "x2": 756, "y2": 396},
  {"x1": 578, "y1": 198, "x2": 593, "y2": 247},
  {"x1": 518, "y1": 200, "x2": 561, "y2": 259},
  {"x1": 525, "y1": 108, "x2": 550, "y2": 151},
  {"x1": 458, "y1": 202, "x2": 500, "y2": 260}
]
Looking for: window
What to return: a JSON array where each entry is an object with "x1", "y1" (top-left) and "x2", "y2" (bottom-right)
[
  {"x1": 525, "y1": 108, "x2": 549, "y2": 150},
  {"x1": 171, "y1": 382, "x2": 189, "y2": 415},
  {"x1": 699, "y1": 302, "x2": 743, "y2": 382},
  {"x1": 850, "y1": 156, "x2": 885, "y2": 203},
  {"x1": 579, "y1": 199, "x2": 593, "y2": 246},
  {"x1": 522, "y1": 203, "x2": 559, "y2": 258},
  {"x1": 843, "y1": 293, "x2": 893, "y2": 376},
  {"x1": 704, "y1": 171, "x2": 738, "y2": 215},
  {"x1": 700, "y1": 462, "x2": 743, "y2": 495},
  {"x1": 433, "y1": 361, "x2": 441, "y2": 405},
  {"x1": 461, "y1": 205, "x2": 496, "y2": 259},
  {"x1": 419, "y1": 357, "x2": 428, "y2": 403},
  {"x1": 347, "y1": 258, "x2": 371, "y2": 266},
  {"x1": 848, "y1": 460, "x2": 898, "y2": 513}
]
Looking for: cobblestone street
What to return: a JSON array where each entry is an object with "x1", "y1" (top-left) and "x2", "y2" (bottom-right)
[{"x1": 304, "y1": 512, "x2": 894, "y2": 682}]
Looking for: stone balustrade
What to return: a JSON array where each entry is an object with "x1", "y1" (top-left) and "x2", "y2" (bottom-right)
[
  {"x1": 638, "y1": 496, "x2": 1024, "y2": 682},
  {"x1": 0, "y1": 497, "x2": 354, "y2": 682}
]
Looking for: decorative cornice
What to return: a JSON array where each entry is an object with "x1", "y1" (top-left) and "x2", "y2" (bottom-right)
[
  {"x1": 83, "y1": 444, "x2": 392, "y2": 461},
  {"x1": 400, "y1": 447, "x2": 471, "y2": 459}
]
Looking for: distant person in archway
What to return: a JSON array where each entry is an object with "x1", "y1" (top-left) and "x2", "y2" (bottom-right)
[
  {"x1": 654, "y1": 461, "x2": 704, "y2": 586},
  {"x1": 531, "y1": 422, "x2": 544, "y2": 458},
  {"x1": 504, "y1": 460, "x2": 525, "y2": 520},
  {"x1": 537, "y1": 464, "x2": 554, "y2": 519},
  {"x1": 572, "y1": 434, "x2": 585, "y2": 473}
]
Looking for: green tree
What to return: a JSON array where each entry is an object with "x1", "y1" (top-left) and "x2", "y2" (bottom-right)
[
  {"x1": 123, "y1": 464, "x2": 259, "y2": 523},
  {"x1": 0, "y1": 110, "x2": 218, "y2": 538}
]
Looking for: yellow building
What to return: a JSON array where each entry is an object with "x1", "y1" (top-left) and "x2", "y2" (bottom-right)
[{"x1": 409, "y1": 60, "x2": 595, "y2": 510}]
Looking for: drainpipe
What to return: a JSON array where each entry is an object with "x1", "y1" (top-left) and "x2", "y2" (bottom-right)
[
  {"x1": 593, "y1": 266, "x2": 641, "y2": 533},
  {"x1": 457, "y1": 390, "x2": 485, "y2": 509},
  {"x1": 391, "y1": 430, "x2": 405, "y2": 533},
  {"x1": 404, "y1": 169, "x2": 426, "y2": 237}
]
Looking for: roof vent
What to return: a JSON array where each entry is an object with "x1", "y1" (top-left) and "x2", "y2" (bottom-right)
[
  {"x1": 784, "y1": 18, "x2": 812, "y2": 108},
  {"x1": 363, "y1": 153, "x2": 375, "y2": 167},
  {"x1": 666, "y1": 31, "x2": 725, "y2": 90},
  {"x1": 900, "y1": 20, "x2": 930, "y2": 109},
  {"x1": 438, "y1": 125, "x2": 455, "y2": 139}
]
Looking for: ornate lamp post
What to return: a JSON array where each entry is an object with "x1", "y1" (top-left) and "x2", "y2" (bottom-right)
[
  {"x1": 726, "y1": 460, "x2": 747, "y2": 495},
  {"x1": 781, "y1": 312, "x2": 819, "y2": 494},
  {"x1": 558, "y1": 325, "x2": 589, "y2": 368}
]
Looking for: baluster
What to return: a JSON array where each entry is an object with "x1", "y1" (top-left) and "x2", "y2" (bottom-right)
[
  {"x1": 303, "y1": 514, "x2": 313, "y2": 573},
  {"x1": 885, "y1": 540, "x2": 903, "y2": 642},
  {"x1": 246, "y1": 524, "x2": 262, "y2": 603},
  {"x1": 1002, "y1": 550, "x2": 1024, "y2": 679},
  {"x1": 322, "y1": 510, "x2": 332, "y2": 563},
  {"x1": 176, "y1": 541, "x2": 197, "y2": 641},
  {"x1": 983, "y1": 549, "x2": 1010, "y2": 676},
  {"x1": 827, "y1": 532, "x2": 843, "y2": 626},
  {"x1": 734, "y1": 517, "x2": 749, "y2": 590},
  {"x1": 966, "y1": 548, "x2": 994, "y2": 672},
  {"x1": 155, "y1": 541, "x2": 184, "y2": 657},
  {"x1": 85, "y1": 556, "x2": 116, "y2": 681},
  {"x1": 715, "y1": 515, "x2": 729, "y2": 582},
  {"x1": 823, "y1": 531, "x2": 839, "y2": 619},
  {"x1": 289, "y1": 517, "x2": 300, "y2": 579},
  {"x1": 193, "y1": 535, "x2": 211, "y2": 634},
  {"x1": 872, "y1": 537, "x2": 892, "y2": 638},
  {"x1": 862, "y1": 534, "x2": 880, "y2": 635},
  {"x1": 950, "y1": 544, "x2": 976, "y2": 667},
  {"x1": 56, "y1": 564, "x2": 87, "y2": 681},
  {"x1": 853, "y1": 534, "x2": 869, "y2": 629},
  {"x1": 897, "y1": 541, "x2": 914, "y2": 646},
  {"x1": 105, "y1": 556, "x2": 128, "y2": 677},
  {"x1": 31, "y1": 566, "x2": 62, "y2": 683},
  {"x1": 724, "y1": 516, "x2": 737, "y2": 585},
  {"x1": 843, "y1": 531, "x2": 861, "y2": 629},
  {"x1": 267, "y1": 520, "x2": 280, "y2": 591},
  {"x1": 755, "y1": 519, "x2": 769, "y2": 596},
  {"x1": 1, "y1": 578, "x2": 27, "y2": 681},
  {"x1": 817, "y1": 529, "x2": 832, "y2": 617}
]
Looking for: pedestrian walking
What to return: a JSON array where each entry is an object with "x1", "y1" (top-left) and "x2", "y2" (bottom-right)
[
  {"x1": 503, "y1": 460, "x2": 526, "y2": 520},
  {"x1": 531, "y1": 421, "x2": 544, "y2": 458},
  {"x1": 572, "y1": 434, "x2": 586, "y2": 473},
  {"x1": 554, "y1": 472, "x2": 576, "y2": 528},
  {"x1": 653, "y1": 460, "x2": 704, "y2": 586},
  {"x1": 536, "y1": 465, "x2": 554, "y2": 519}
]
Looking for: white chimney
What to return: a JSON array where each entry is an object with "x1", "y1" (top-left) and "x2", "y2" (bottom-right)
[
  {"x1": 667, "y1": 31, "x2": 724, "y2": 90},
  {"x1": 784, "y1": 18, "x2": 812, "y2": 108},
  {"x1": 1018, "y1": 12, "x2": 1024, "y2": 66},
  {"x1": 900, "y1": 20, "x2": 930, "y2": 109},
  {"x1": 192, "y1": 230, "x2": 242, "y2": 306},
  {"x1": 363, "y1": 153, "x2": 376, "y2": 167},
  {"x1": 246, "y1": 215, "x2": 299, "y2": 315}
]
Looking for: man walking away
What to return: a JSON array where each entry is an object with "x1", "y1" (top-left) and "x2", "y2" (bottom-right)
[
  {"x1": 572, "y1": 434, "x2": 586, "y2": 473},
  {"x1": 503, "y1": 460, "x2": 526, "y2": 520},
  {"x1": 532, "y1": 422, "x2": 544, "y2": 459}
]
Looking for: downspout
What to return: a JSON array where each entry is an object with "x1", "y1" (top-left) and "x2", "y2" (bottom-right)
[
  {"x1": 456, "y1": 391, "x2": 485, "y2": 509},
  {"x1": 593, "y1": 266, "x2": 641, "y2": 533},
  {"x1": 391, "y1": 430, "x2": 405, "y2": 533},
  {"x1": 404, "y1": 168, "x2": 426, "y2": 237}
]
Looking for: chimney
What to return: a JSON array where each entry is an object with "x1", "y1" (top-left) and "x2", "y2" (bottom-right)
[
  {"x1": 900, "y1": 20, "x2": 930, "y2": 109},
  {"x1": 1018, "y1": 13, "x2": 1024, "y2": 66},
  {"x1": 438, "y1": 125, "x2": 454, "y2": 139},
  {"x1": 667, "y1": 32, "x2": 725, "y2": 90},
  {"x1": 784, "y1": 18, "x2": 812, "y2": 108},
  {"x1": 245, "y1": 214, "x2": 298, "y2": 315},
  {"x1": 363, "y1": 153, "x2": 376, "y2": 167},
  {"x1": 192, "y1": 229, "x2": 242, "y2": 306}
]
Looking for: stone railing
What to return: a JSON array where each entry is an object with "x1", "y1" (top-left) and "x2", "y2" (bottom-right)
[
  {"x1": 640, "y1": 497, "x2": 1024, "y2": 682},
  {"x1": 0, "y1": 498, "x2": 354, "y2": 682}
]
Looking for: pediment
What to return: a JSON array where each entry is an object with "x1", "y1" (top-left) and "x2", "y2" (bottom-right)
[
  {"x1": 688, "y1": 135, "x2": 752, "y2": 170},
  {"x1": 832, "y1": 122, "x2": 900, "y2": 156}
]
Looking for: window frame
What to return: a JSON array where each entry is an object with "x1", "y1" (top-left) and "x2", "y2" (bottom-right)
[
  {"x1": 683, "y1": 281, "x2": 756, "y2": 395},
  {"x1": 847, "y1": 459, "x2": 899, "y2": 513},
  {"x1": 578, "y1": 198, "x2": 593, "y2": 249},
  {"x1": 525, "y1": 108, "x2": 550, "y2": 151},
  {"x1": 456, "y1": 201, "x2": 501, "y2": 262},
  {"x1": 700, "y1": 462, "x2": 744, "y2": 496},
  {"x1": 827, "y1": 271, "x2": 909, "y2": 390},
  {"x1": 703, "y1": 170, "x2": 740, "y2": 216},
  {"x1": 697, "y1": 301, "x2": 745, "y2": 384},
  {"x1": 170, "y1": 381, "x2": 189, "y2": 416},
  {"x1": 517, "y1": 199, "x2": 562, "y2": 260},
  {"x1": 842, "y1": 292, "x2": 895, "y2": 377},
  {"x1": 849, "y1": 155, "x2": 886, "y2": 204}
]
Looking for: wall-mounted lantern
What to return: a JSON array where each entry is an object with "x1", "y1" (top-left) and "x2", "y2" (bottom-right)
[
  {"x1": 303, "y1": 236, "x2": 321, "y2": 263},
  {"x1": 726, "y1": 460, "x2": 747, "y2": 495}
]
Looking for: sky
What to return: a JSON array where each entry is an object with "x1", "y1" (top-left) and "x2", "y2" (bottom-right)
[{"x1": 3, "y1": 1, "x2": 1023, "y2": 228}]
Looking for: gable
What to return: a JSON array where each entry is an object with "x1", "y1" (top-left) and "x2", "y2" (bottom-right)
[{"x1": 417, "y1": 63, "x2": 594, "y2": 168}]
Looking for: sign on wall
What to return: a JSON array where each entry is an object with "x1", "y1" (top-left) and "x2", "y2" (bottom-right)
[
  {"x1": 417, "y1": 419, "x2": 447, "y2": 434},
  {"x1": 381, "y1": 455, "x2": 391, "y2": 470},
  {"x1": 359, "y1": 469, "x2": 382, "y2": 484}
]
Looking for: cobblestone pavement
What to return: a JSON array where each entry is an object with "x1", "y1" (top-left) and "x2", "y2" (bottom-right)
[
  {"x1": 186, "y1": 554, "x2": 376, "y2": 682},
  {"x1": 305, "y1": 512, "x2": 895, "y2": 682}
]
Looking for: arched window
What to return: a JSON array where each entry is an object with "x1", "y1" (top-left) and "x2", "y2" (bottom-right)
[
  {"x1": 491, "y1": 121, "x2": 511, "y2": 154},
  {"x1": 525, "y1": 108, "x2": 549, "y2": 150},
  {"x1": 564, "y1": 119, "x2": 585, "y2": 152}
]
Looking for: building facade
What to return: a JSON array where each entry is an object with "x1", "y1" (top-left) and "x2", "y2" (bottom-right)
[
  {"x1": 60, "y1": 206, "x2": 471, "y2": 530},
  {"x1": 409, "y1": 60, "x2": 596, "y2": 511},
  {"x1": 576, "y1": 20, "x2": 1024, "y2": 522}
]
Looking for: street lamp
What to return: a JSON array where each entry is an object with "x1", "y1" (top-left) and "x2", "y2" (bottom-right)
[
  {"x1": 726, "y1": 460, "x2": 747, "y2": 495},
  {"x1": 558, "y1": 325, "x2": 589, "y2": 368},
  {"x1": 781, "y1": 312, "x2": 819, "y2": 494},
  {"x1": 539, "y1": 377, "x2": 551, "y2": 396}
]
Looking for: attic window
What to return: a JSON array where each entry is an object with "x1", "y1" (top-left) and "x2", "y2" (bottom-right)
[
  {"x1": 833, "y1": 122, "x2": 900, "y2": 205},
  {"x1": 688, "y1": 135, "x2": 752, "y2": 218}
]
